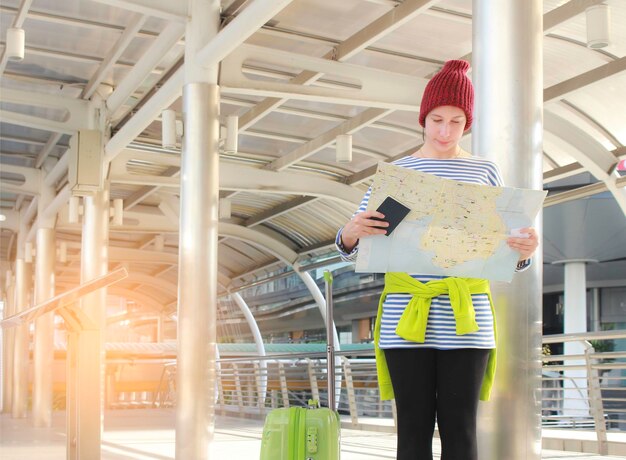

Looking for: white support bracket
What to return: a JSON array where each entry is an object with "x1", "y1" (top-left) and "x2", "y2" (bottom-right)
[
  {"x1": 0, "y1": 88, "x2": 93, "y2": 132},
  {"x1": 221, "y1": 44, "x2": 427, "y2": 111},
  {"x1": 0, "y1": 164, "x2": 42, "y2": 195}
]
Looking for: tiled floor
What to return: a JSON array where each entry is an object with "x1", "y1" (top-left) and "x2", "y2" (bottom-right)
[{"x1": 0, "y1": 408, "x2": 624, "y2": 460}]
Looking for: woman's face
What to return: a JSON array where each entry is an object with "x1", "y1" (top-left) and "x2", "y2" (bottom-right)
[{"x1": 423, "y1": 105, "x2": 467, "y2": 155}]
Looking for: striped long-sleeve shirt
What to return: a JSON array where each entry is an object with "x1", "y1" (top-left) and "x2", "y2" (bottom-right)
[{"x1": 336, "y1": 155, "x2": 530, "y2": 350}]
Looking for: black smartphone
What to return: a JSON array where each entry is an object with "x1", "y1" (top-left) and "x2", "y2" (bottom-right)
[{"x1": 372, "y1": 196, "x2": 411, "y2": 236}]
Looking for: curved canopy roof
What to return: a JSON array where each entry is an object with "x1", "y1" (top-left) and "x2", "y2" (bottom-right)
[{"x1": 1, "y1": 0, "x2": 625, "y2": 314}]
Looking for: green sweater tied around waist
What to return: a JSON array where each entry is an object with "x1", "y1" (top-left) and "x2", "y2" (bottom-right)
[{"x1": 374, "y1": 272, "x2": 497, "y2": 402}]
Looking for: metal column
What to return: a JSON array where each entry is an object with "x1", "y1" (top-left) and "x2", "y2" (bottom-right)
[
  {"x1": 33, "y1": 227, "x2": 55, "y2": 426},
  {"x1": 12, "y1": 256, "x2": 32, "y2": 418},
  {"x1": 473, "y1": 1, "x2": 543, "y2": 459},
  {"x1": 68, "y1": 187, "x2": 109, "y2": 459},
  {"x1": 232, "y1": 292, "x2": 267, "y2": 402},
  {"x1": 176, "y1": 1, "x2": 220, "y2": 458},
  {"x1": 2, "y1": 273, "x2": 15, "y2": 413},
  {"x1": 33, "y1": 180, "x2": 56, "y2": 427}
]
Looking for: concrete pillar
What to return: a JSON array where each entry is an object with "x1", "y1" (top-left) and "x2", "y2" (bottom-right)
[
  {"x1": 473, "y1": 0, "x2": 544, "y2": 458},
  {"x1": 176, "y1": 1, "x2": 220, "y2": 458},
  {"x1": 12, "y1": 257, "x2": 32, "y2": 418},
  {"x1": 554, "y1": 260, "x2": 596, "y2": 415},
  {"x1": 2, "y1": 273, "x2": 15, "y2": 413}
]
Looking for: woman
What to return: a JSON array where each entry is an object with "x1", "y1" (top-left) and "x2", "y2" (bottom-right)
[{"x1": 336, "y1": 60, "x2": 539, "y2": 460}]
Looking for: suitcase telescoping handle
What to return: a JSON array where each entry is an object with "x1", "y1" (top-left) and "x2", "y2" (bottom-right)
[{"x1": 323, "y1": 270, "x2": 335, "y2": 411}]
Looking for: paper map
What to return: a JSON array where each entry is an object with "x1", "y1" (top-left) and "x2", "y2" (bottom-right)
[{"x1": 355, "y1": 162, "x2": 547, "y2": 282}]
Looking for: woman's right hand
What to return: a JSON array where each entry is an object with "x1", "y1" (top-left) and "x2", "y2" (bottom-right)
[{"x1": 340, "y1": 210, "x2": 389, "y2": 252}]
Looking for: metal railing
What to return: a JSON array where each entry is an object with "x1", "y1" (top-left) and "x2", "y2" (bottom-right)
[
  {"x1": 106, "y1": 330, "x2": 626, "y2": 454},
  {"x1": 541, "y1": 330, "x2": 626, "y2": 455}
]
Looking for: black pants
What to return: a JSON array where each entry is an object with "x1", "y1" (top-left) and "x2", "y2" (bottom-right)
[{"x1": 384, "y1": 348, "x2": 490, "y2": 460}]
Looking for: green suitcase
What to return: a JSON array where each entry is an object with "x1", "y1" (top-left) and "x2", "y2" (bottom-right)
[
  {"x1": 259, "y1": 402, "x2": 340, "y2": 460},
  {"x1": 260, "y1": 271, "x2": 340, "y2": 460}
]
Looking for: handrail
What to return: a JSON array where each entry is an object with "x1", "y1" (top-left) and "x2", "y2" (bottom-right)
[
  {"x1": 540, "y1": 330, "x2": 626, "y2": 456},
  {"x1": 0, "y1": 267, "x2": 128, "y2": 329},
  {"x1": 543, "y1": 330, "x2": 626, "y2": 343},
  {"x1": 105, "y1": 329, "x2": 626, "y2": 456}
]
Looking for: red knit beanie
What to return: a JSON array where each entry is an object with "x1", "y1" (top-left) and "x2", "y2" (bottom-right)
[{"x1": 418, "y1": 60, "x2": 474, "y2": 131}]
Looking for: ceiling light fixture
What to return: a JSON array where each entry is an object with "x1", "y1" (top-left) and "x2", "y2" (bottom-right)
[
  {"x1": 6, "y1": 28, "x2": 25, "y2": 62},
  {"x1": 225, "y1": 115, "x2": 239, "y2": 154},
  {"x1": 219, "y1": 198, "x2": 232, "y2": 219},
  {"x1": 161, "y1": 109, "x2": 177, "y2": 149},
  {"x1": 586, "y1": 4, "x2": 611, "y2": 49},
  {"x1": 336, "y1": 134, "x2": 352, "y2": 163}
]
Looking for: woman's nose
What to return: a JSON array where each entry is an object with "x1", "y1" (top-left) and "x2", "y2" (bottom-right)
[{"x1": 439, "y1": 123, "x2": 450, "y2": 137}]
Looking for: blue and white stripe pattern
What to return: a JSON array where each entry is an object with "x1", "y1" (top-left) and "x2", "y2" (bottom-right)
[
  {"x1": 335, "y1": 155, "x2": 529, "y2": 350},
  {"x1": 380, "y1": 275, "x2": 495, "y2": 349}
]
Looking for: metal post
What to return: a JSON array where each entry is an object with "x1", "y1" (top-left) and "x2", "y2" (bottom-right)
[
  {"x1": 324, "y1": 270, "x2": 336, "y2": 411},
  {"x1": 232, "y1": 364, "x2": 244, "y2": 410},
  {"x1": 297, "y1": 270, "x2": 342, "y2": 406},
  {"x1": 176, "y1": 2, "x2": 220, "y2": 458},
  {"x1": 473, "y1": 1, "x2": 543, "y2": 459},
  {"x1": 278, "y1": 361, "x2": 289, "y2": 407},
  {"x1": 69, "y1": 186, "x2": 109, "y2": 460},
  {"x1": 583, "y1": 342, "x2": 608, "y2": 454},
  {"x1": 307, "y1": 358, "x2": 320, "y2": 402},
  {"x1": 232, "y1": 293, "x2": 267, "y2": 402},
  {"x1": 33, "y1": 178, "x2": 56, "y2": 426},
  {"x1": 12, "y1": 256, "x2": 31, "y2": 418},
  {"x1": 342, "y1": 356, "x2": 359, "y2": 426},
  {"x1": 2, "y1": 275, "x2": 15, "y2": 413}
]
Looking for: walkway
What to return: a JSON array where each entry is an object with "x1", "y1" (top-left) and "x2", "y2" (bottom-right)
[{"x1": 1, "y1": 409, "x2": 624, "y2": 459}]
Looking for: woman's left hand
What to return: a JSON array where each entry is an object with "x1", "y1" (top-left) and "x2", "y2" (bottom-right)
[{"x1": 507, "y1": 227, "x2": 539, "y2": 262}]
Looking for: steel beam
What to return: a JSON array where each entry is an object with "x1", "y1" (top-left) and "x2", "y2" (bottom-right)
[
  {"x1": 545, "y1": 112, "x2": 626, "y2": 215},
  {"x1": 81, "y1": 13, "x2": 146, "y2": 99},
  {"x1": 544, "y1": 0, "x2": 606, "y2": 33},
  {"x1": 108, "y1": 152, "x2": 364, "y2": 205},
  {"x1": 544, "y1": 57, "x2": 626, "y2": 103},
  {"x1": 238, "y1": 0, "x2": 437, "y2": 130},
  {"x1": 104, "y1": 0, "x2": 296, "y2": 164},
  {"x1": 265, "y1": 108, "x2": 392, "y2": 172},
  {"x1": 90, "y1": 0, "x2": 187, "y2": 22},
  {"x1": 35, "y1": 133, "x2": 64, "y2": 169},
  {"x1": 0, "y1": 0, "x2": 34, "y2": 77},
  {"x1": 107, "y1": 22, "x2": 185, "y2": 116},
  {"x1": 220, "y1": 223, "x2": 298, "y2": 265},
  {"x1": 221, "y1": 44, "x2": 426, "y2": 111},
  {"x1": 1, "y1": 87, "x2": 92, "y2": 123},
  {"x1": 0, "y1": 164, "x2": 41, "y2": 195},
  {"x1": 0, "y1": 110, "x2": 78, "y2": 135}
]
